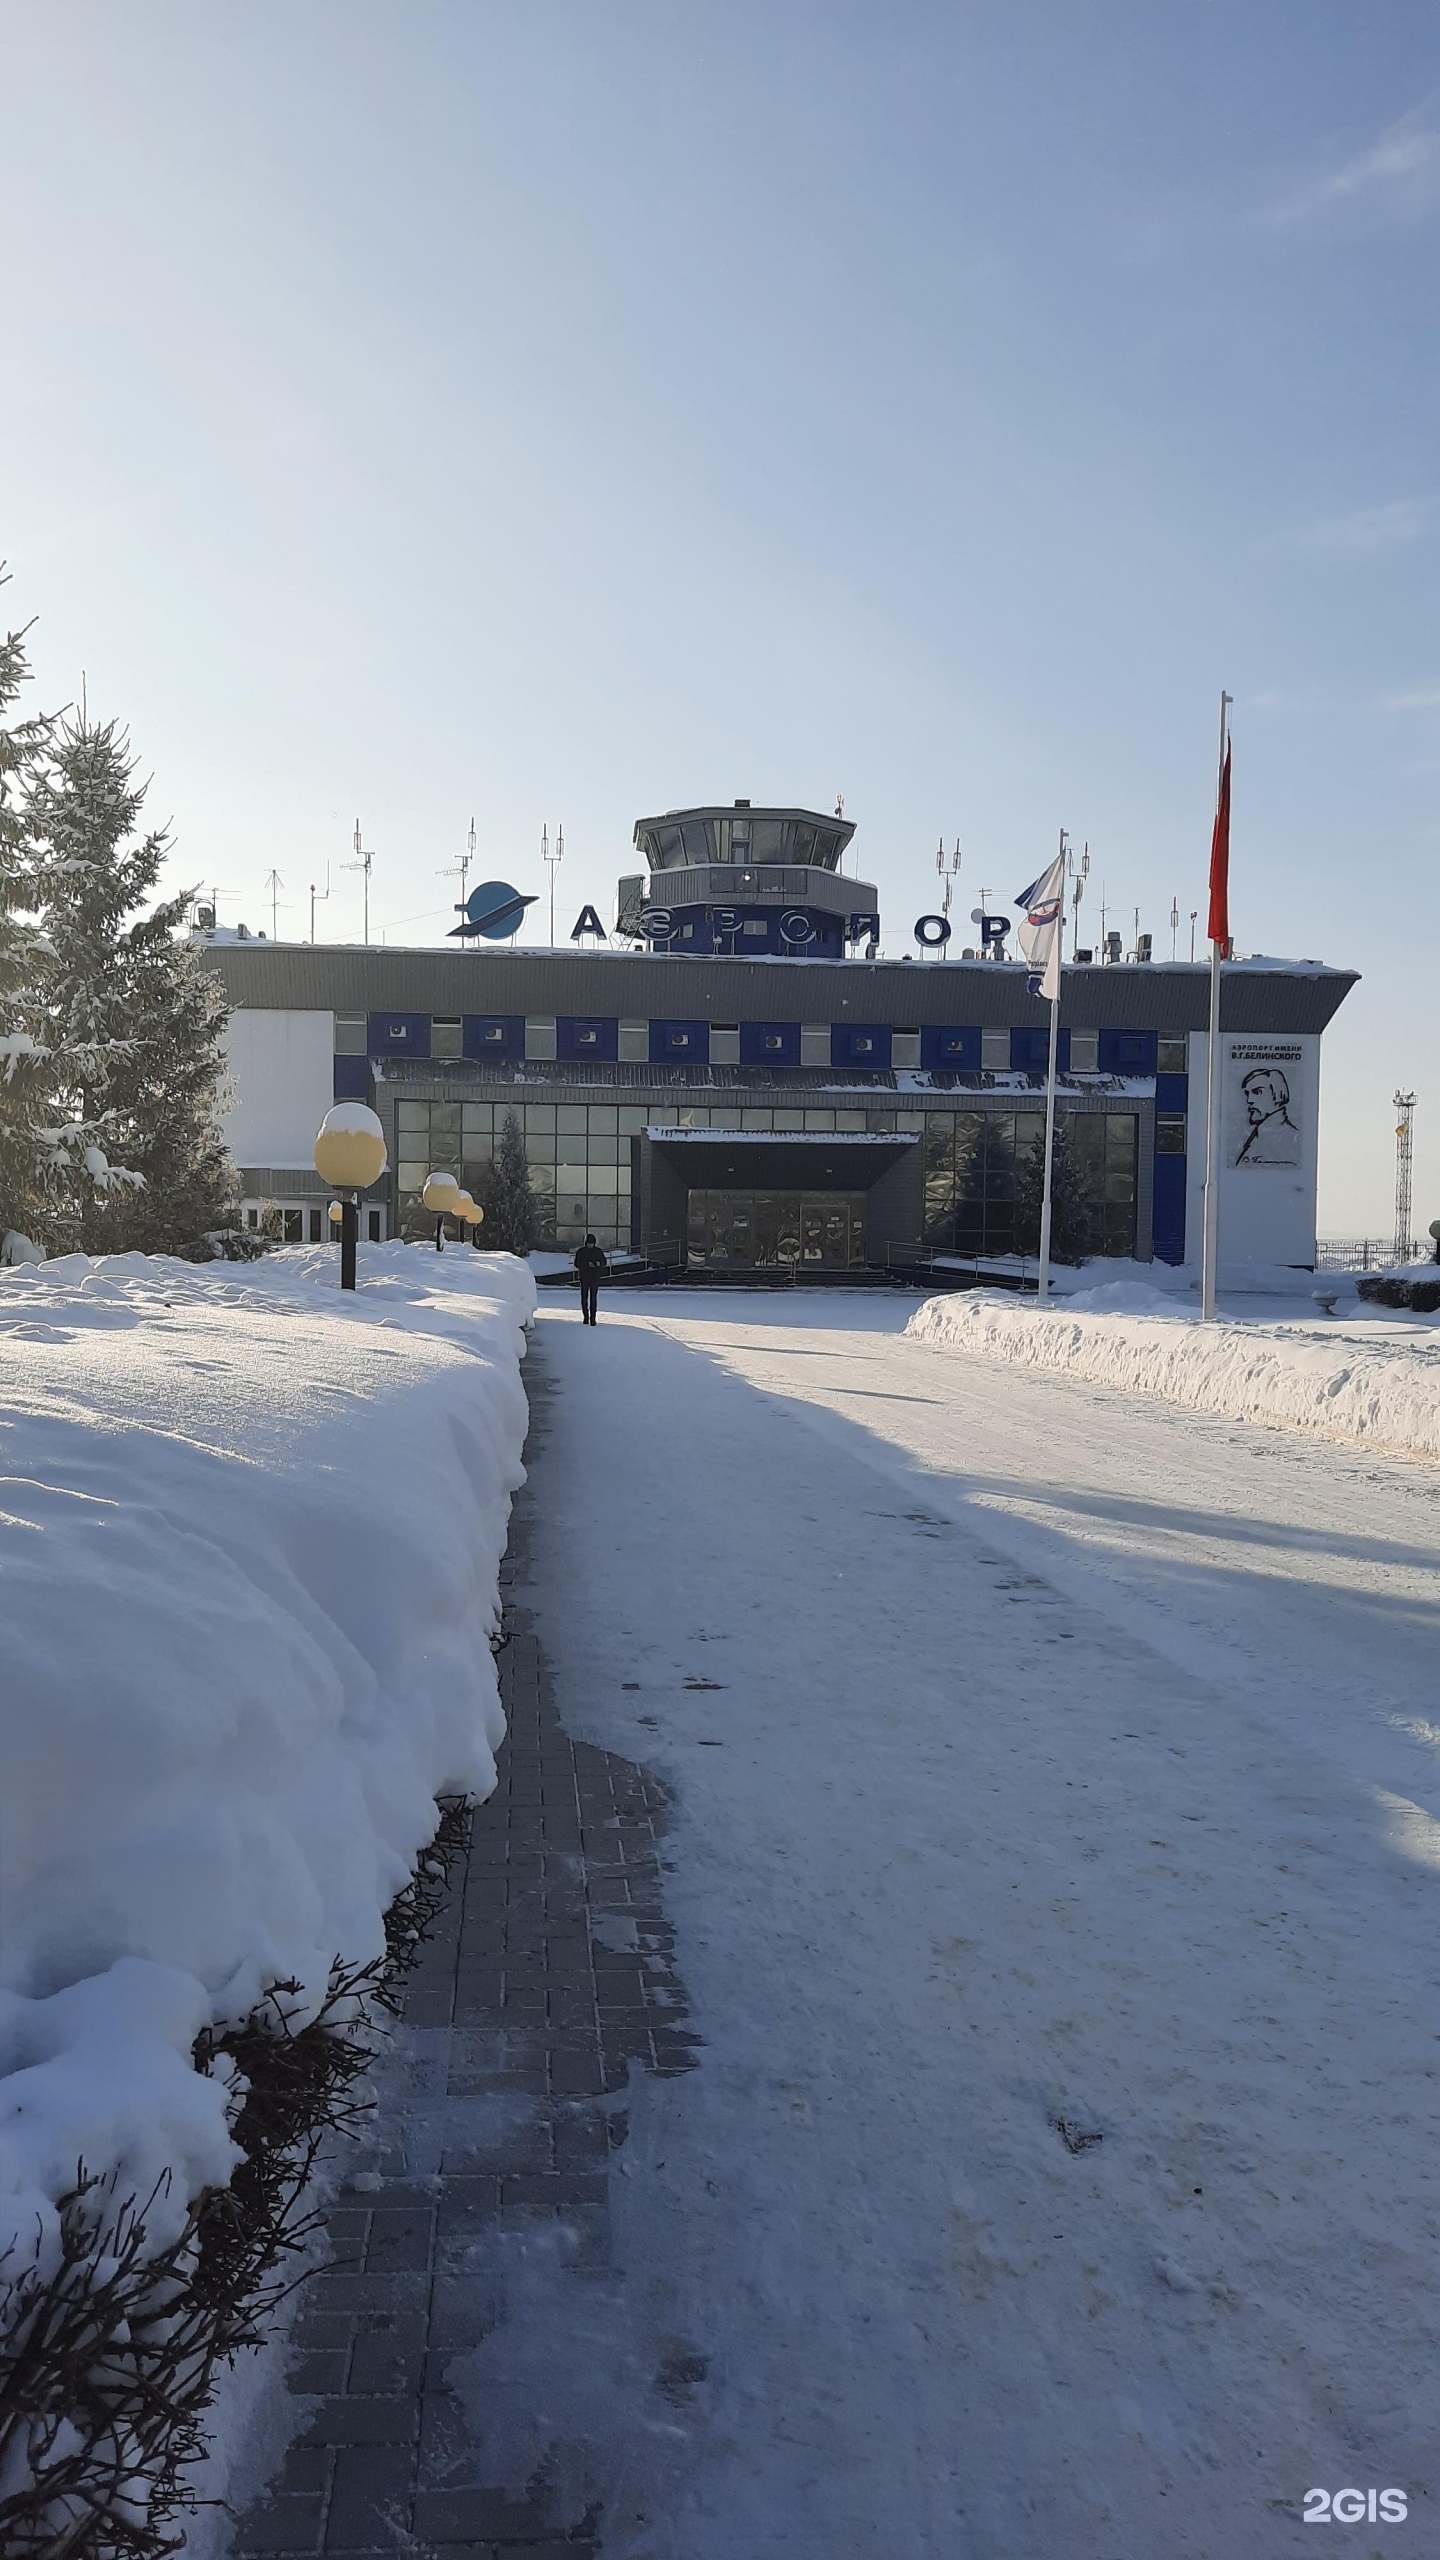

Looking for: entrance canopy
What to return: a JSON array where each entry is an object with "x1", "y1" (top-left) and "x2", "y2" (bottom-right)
[{"x1": 646, "y1": 1127, "x2": 917, "y2": 1191}]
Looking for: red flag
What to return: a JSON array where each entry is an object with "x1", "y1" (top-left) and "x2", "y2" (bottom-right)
[{"x1": 1207, "y1": 741, "x2": 1231, "y2": 956}]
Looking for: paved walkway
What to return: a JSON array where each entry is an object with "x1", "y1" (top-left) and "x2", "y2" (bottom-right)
[
  {"x1": 236, "y1": 1292, "x2": 1440, "y2": 2557},
  {"x1": 236, "y1": 1354, "x2": 700, "y2": 2557}
]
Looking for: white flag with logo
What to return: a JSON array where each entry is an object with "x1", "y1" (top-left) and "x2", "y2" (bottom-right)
[{"x1": 1014, "y1": 853, "x2": 1065, "y2": 1003}]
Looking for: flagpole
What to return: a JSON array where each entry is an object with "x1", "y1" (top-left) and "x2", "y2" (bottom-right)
[
  {"x1": 1036, "y1": 829, "x2": 1066, "y2": 1301},
  {"x1": 1200, "y1": 692, "x2": 1232, "y2": 1324}
]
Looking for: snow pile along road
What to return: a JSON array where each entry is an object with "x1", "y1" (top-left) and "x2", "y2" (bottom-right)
[
  {"x1": 906, "y1": 1284, "x2": 1440, "y2": 1460},
  {"x1": 0, "y1": 1243, "x2": 533, "y2": 2283}
]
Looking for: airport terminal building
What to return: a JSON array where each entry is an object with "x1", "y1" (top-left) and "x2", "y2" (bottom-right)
[{"x1": 202, "y1": 801, "x2": 1356, "y2": 1277}]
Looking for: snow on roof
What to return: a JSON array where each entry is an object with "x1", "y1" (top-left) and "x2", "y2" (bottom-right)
[{"x1": 646, "y1": 1125, "x2": 920, "y2": 1143}]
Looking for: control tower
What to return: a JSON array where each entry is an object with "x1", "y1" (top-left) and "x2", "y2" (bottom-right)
[{"x1": 616, "y1": 798, "x2": 880, "y2": 958}]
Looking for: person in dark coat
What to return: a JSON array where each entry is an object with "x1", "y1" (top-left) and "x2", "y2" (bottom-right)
[{"x1": 574, "y1": 1233, "x2": 608, "y2": 1325}]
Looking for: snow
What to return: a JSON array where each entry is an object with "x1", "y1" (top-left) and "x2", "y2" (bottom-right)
[
  {"x1": 906, "y1": 1280, "x2": 1440, "y2": 1461},
  {"x1": 644, "y1": 1127, "x2": 916, "y2": 1145},
  {"x1": 469, "y1": 1295, "x2": 1440, "y2": 2551},
  {"x1": 316, "y1": 1100, "x2": 384, "y2": 1139},
  {"x1": 0, "y1": 1242, "x2": 533, "y2": 2284}
]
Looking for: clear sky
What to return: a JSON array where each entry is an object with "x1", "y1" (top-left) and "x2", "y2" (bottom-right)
[{"x1": 3, "y1": 1, "x2": 1437, "y2": 1234}]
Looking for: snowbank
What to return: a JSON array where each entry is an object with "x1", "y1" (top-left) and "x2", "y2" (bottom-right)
[
  {"x1": 906, "y1": 1284, "x2": 1440, "y2": 1461},
  {"x1": 0, "y1": 1243, "x2": 534, "y2": 2280}
]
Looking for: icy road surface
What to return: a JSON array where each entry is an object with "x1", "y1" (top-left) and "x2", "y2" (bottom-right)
[{"x1": 503, "y1": 1293, "x2": 1440, "y2": 2559}]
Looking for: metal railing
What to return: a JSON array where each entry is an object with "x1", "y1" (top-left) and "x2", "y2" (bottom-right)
[
  {"x1": 1315, "y1": 1238, "x2": 1404, "y2": 1273},
  {"x1": 882, "y1": 1243, "x2": 1039, "y2": 1292}
]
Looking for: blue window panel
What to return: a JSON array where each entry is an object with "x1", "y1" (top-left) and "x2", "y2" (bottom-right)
[
  {"x1": 921, "y1": 1026, "x2": 981, "y2": 1071},
  {"x1": 463, "y1": 1014, "x2": 525, "y2": 1061},
  {"x1": 740, "y1": 1021, "x2": 801, "y2": 1067},
  {"x1": 1152, "y1": 1151, "x2": 1187, "y2": 1264},
  {"x1": 333, "y1": 1054, "x2": 371, "y2": 1101},
  {"x1": 831, "y1": 1023, "x2": 891, "y2": 1071},
  {"x1": 367, "y1": 1011, "x2": 431, "y2": 1058},
  {"x1": 557, "y1": 1016, "x2": 618, "y2": 1062},
  {"x1": 650, "y1": 1019, "x2": 710, "y2": 1064},
  {"x1": 1155, "y1": 1071, "x2": 1189, "y2": 1113},
  {"x1": 1011, "y1": 1026, "x2": 1071, "y2": 1073},
  {"x1": 1098, "y1": 1028, "x2": 1157, "y2": 1075}
]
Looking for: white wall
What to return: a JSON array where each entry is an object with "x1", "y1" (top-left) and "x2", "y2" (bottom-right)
[
  {"x1": 222, "y1": 1009, "x2": 334, "y2": 1169},
  {"x1": 1187, "y1": 1032, "x2": 1321, "y2": 1268}
]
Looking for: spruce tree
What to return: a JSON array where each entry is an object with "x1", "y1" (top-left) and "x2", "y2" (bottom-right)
[
  {"x1": 475, "y1": 1110, "x2": 537, "y2": 1254},
  {"x1": 0, "y1": 587, "x2": 57, "y2": 1248},
  {"x1": 31, "y1": 710, "x2": 233, "y2": 1253},
  {"x1": 1015, "y1": 1121, "x2": 1102, "y2": 1264},
  {"x1": 84, "y1": 885, "x2": 236, "y2": 1256}
]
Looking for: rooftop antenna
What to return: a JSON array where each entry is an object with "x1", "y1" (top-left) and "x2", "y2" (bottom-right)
[
  {"x1": 264, "y1": 869, "x2": 284, "y2": 940},
  {"x1": 1170, "y1": 897, "x2": 1179, "y2": 961},
  {"x1": 309, "y1": 866, "x2": 331, "y2": 943},
  {"x1": 1133, "y1": 905, "x2": 1141, "y2": 963},
  {"x1": 1071, "y1": 841, "x2": 1090, "y2": 954},
  {"x1": 1189, "y1": 908, "x2": 1198, "y2": 962},
  {"x1": 543, "y1": 822, "x2": 564, "y2": 946},
  {"x1": 936, "y1": 836, "x2": 962, "y2": 938},
  {"x1": 440, "y1": 817, "x2": 476, "y2": 934},
  {"x1": 1395, "y1": 1091, "x2": 1417, "y2": 1264},
  {"x1": 344, "y1": 820, "x2": 374, "y2": 945}
]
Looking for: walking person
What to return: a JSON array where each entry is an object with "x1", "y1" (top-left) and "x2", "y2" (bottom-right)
[{"x1": 574, "y1": 1232, "x2": 608, "y2": 1325}]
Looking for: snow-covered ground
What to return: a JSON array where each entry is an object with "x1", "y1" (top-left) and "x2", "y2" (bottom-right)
[
  {"x1": 909, "y1": 1277, "x2": 1440, "y2": 1461},
  {"x1": 0, "y1": 1243, "x2": 533, "y2": 2289},
  {"x1": 488, "y1": 1293, "x2": 1440, "y2": 2556}
]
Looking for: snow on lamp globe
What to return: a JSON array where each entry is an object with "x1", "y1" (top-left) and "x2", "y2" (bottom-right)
[
  {"x1": 421, "y1": 1170, "x2": 461, "y2": 1251},
  {"x1": 313, "y1": 1104, "x2": 387, "y2": 1291}
]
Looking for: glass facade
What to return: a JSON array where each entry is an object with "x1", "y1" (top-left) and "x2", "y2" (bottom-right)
[
  {"x1": 393, "y1": 1099, "x2": 651, "y2": 1247},
  {"x1": 392, "y1": 1096, "x2": 1137, "y2": 1257},
  {"x1": 922, "y1": 1111, "x2": 1137, "y2": 1258},
  {"x1": 687, "y1": 1190, "x2": 868, "y2": 1272}
]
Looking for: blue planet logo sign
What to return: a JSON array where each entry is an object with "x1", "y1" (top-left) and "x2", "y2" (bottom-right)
[{"x1": 449, "y1": 880, "x2": 537, "y2": 941}]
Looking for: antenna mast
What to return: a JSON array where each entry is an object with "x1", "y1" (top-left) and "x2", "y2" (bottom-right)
[
  {"x1": 935, "y1": 837, "x2": 962, "y2": 946},
  {"x1": 544, "y1": 823, "x2": 564, "y2": 946},
  {"x1": 264, "y1": 869, "x2": 284, "y2": 940},
  {"x1": 344, "y1": 820, "x2": 374, "y2": 946},
  {"x1": 1394, "y1": 1091, "x2": 1417, "y2": 1264},
  {"x1": 1071, "y1": 842, "x2": 1090, "y2": 955},
  {"x1": 309, "y1": 867, "x2": 331, "y2": 944},
  {"x1": 440, "y1": 817, "x2": 476, "y2": 934}
]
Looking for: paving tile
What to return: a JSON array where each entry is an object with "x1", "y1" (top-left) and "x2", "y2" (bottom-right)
[
  {"x1": 235, "y1": 1350, "x2": 699, "y2": 2559},
  {"x1": 323, "y1": 2444, "x2": 415, "y2": 2547},
  {"x1": 235, "y1": 2494, "x2": 327, "y2": 2552}
]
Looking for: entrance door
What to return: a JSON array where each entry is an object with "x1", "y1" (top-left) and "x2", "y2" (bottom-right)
[{"x1": 685, "y1": 1188, "x2": 867, "y2": 1271}]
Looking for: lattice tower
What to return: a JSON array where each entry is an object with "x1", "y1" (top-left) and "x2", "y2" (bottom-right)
[{"x1": 1394, "y1": 1090, "x2": 1417, "y2": 1264}]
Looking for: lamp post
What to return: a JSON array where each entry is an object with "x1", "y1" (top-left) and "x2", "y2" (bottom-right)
[
  {"x1": 422, "y1": 1170, "x2": 461, "y2": 1251},
  {"x1": 314, "y1": 1104, "x2": 387, "y2": 1290},
  {"x1": 458, "y1": 1195, "x2": 486, "y2": 1248}
]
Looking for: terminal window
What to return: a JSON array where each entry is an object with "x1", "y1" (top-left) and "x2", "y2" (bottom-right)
[
  {"x1": 923, "y1": 1111, "x2": 1137, "y2": 1259},
  {"x1": 393, "y1": 1098, "x2": 648, "y2": 1249}
]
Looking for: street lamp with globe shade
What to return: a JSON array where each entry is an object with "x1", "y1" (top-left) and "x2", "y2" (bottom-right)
[
  {"x1": 458, "y1": 1194, "x2": 486, "y2": 1248},
  {"x1": 1429, "y1": 1217, "x2": 1440, "y2": 1266},
  {"x1": 421, "y1": 1170, "x2": 462, "y2": 1251},
  {"x1": 313, "y1": 1105, "x2": 387, "y2": 1290}
]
